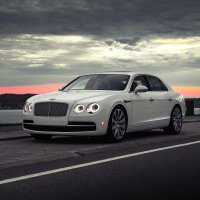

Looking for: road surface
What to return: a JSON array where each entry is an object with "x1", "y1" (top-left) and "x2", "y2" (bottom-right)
[{"x1": 0, "y1": 122, "x2": 200, "y2": 200}]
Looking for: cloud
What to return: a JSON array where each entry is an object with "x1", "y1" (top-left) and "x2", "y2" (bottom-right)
[
  {"x1": 0, "y1": 0, "x2": 199, "y2": 88},
  {"x1": 0, "y1": 33, "x2": 200, "y2": 86},
  {"x1": 0, "y1": 0, "x2": 199, "y2": 37}
]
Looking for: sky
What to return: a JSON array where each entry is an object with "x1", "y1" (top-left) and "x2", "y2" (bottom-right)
[{"x1": 0, "y1": 0, "x2": 199, "y2": 97}]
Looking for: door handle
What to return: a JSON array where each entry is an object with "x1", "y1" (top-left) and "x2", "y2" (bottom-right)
[
  {"x1": 168, "y1": 97, "x2": 173, "y2": 101},
  {"x1": 124, "y1": 100, "x2": 132, "y2": 103},
  {"x1": 149, "y1": 97, "x2": 154, "y2": 101}
]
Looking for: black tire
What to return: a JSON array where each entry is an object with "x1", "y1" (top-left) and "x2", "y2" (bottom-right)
[
  {"x1": 31, "y1": 134, "x2": 52, "y2": 140},
  {"x1": 164, "y1": 106, "x2": 182, "y2": 134},
  {"x1": 106, "y1": 107, "x2": 127, "y2": 142}
]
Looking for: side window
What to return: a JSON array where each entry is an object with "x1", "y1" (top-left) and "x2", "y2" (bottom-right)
[
  {"x1": 146, "y1": 76, "x2": 167, "y2": 91},
  {"x1": 160, "y1": 80, "x2": 168, "y2": 91},
  {"x1": 131, "y1": 75, "x2": 148, "y2": 91}
]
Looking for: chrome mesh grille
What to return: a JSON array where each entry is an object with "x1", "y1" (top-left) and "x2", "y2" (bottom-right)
[
  {"x1": 34, "y1": 102, "x2": 68, "y2": 117},
  {"x1": 34, "y1": 102, "x2": 50, "y2": 116},
  {"x1": 49, "y1": 102, "x2": 68, "y2": 116}
]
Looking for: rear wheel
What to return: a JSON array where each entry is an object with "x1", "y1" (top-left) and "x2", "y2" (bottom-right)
[
  {"x1": 106, "y1": 107, "x2": 127, "y2": 142},
  {"x1": 31, "y1": 134, "x2": 52, "y2": 140},
  {"x1": 164, "y1": 106, "x2": 182, "y2": 134}
]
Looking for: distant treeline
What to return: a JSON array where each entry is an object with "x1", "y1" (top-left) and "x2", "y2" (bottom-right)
[{"x1": 0, "y1": 94, "x2": 36, "y2": 109}]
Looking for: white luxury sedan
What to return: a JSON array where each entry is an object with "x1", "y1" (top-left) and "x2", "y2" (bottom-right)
[{"x1": 23, "y1": 72, "x2": 186, "y2": 142}]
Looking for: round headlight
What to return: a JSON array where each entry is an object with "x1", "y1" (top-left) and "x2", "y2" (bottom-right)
[
  {"x1": 24, "y1": 102, "x2": 33, "y2": 112},
  {"x1": 28, "y1": 103, "x2": 33, "y2": 112},
  {"x1": 24, "y1": 102, "x2": 29, "y2": 112},
  {"x1": 74, "y1": 104, "x2": 85, "y2": 113},
  {"x1": 87, "y1": 103, "x2": 100, "y2": 114}
]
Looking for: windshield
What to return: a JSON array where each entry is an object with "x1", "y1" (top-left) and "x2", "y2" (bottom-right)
[{"x1": 62, "y1": 74, "x2": 130, "y2": 91}]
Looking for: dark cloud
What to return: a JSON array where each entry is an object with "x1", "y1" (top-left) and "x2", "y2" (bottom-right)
[
  {"x1": 0, "y1": 0, "x2": 199, "y2": 38},
  {"x1": 0, "y1": 0, "x2": 199, "y2": 88}
]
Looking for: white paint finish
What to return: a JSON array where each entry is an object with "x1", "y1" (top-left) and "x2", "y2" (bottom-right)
[
  {"x1": 131, "y1": 92, "x2": 155, "y2": 127},
  {"x1": 1, "y1": 140, "x2": 200, "y2": 185},
  {"x1": 22, "y1": 72, "x2": 185, "y2": 136},
  {"x1": 146, "y1": 91, "x2": 172, "y2": 125}
]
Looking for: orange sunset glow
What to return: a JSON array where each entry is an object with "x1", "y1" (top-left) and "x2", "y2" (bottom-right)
[
  {"x1": 0, "y1": 84, "x2": 64, "y2": 95},
  {"x1": 173, "y1": 86, "x2": 200, "y2": 98},
  {"x1": 0, "y1": 84, "x2": 199, "y2": 97}
]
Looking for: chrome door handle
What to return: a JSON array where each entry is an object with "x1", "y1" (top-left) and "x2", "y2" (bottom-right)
[
  {"x1": 149, "y1": 97, "x2": 154, "y2": 101},
  {"x1": 168, "y1": 97, "x2": 173, "y2": 101},
  {"x1": 124, "y1": 100, "x2": 132, "y2": 103}
]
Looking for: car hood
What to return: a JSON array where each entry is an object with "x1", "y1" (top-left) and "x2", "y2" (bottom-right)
[{"x1": 28, "y1": 90, "x2": 119, "y2": 103}]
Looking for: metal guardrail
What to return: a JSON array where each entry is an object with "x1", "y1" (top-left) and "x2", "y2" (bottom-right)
[{"x1": 185, "y1": 98, "x2": 200, "y2": 116}]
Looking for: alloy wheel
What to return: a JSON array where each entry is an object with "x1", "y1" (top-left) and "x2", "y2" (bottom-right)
[
  {"x1": 172, "y1": 107, "x2": 182, "y2": 132},
  {"x1": 111, "y1": 108, "x2": 127, "y2": 140}
]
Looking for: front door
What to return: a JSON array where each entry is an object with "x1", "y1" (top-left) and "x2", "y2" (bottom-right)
[{"x1": 130, "y1": 75, "x2": 155, "y2": 127}]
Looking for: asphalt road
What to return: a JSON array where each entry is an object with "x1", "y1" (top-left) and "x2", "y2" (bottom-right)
[{"x1": 0, "y1": 122, "x2": 200, "y2": 200}]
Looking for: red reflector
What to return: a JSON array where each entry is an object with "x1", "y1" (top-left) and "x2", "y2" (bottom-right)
[{"x1": 100, "y1": 121, "x2": 106, "y2": 125}]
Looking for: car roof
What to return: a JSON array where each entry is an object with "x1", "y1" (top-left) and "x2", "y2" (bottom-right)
[
  {"x1": 80, "y1": 72, "x2": 173, "y2": 91},
  {"x1": 83, "y1": 71, "x2": 140, "y2": 76}
]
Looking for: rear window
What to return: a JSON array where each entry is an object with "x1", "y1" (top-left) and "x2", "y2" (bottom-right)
[{"x1": 146, "y1": 76, "x2": 168, "y2": 91}]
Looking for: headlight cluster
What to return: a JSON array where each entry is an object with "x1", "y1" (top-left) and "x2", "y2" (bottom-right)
[
  {"x1": 74, "y1": 103, "x2": 100, "y2": 114},
  {"x1": 24, "y1": 102, "x2": 33, "y2": 112},
  {"x1": 74, "y1": 105, "x2": 85, "y2": 113}
]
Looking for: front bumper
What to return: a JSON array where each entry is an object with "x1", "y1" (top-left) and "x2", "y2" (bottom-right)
[
  {"x1": 23, "y1": 99, "x2": 110, "y2": 136},
  {"x1": 23, "y1": 115, "x2": 108, "y2": 136}
]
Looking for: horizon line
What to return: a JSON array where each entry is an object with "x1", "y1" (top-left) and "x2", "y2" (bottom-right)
[{"x1": 0, "y1": 84, "x2": 199, "y2": 98}]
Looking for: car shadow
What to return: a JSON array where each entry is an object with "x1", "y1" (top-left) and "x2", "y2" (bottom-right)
[
  {"x1": 126, "y1": 129, "x2": 167, "y2": 140},
  {"x1": 30, "y1": 129, "x2": 168, "y2": 145}
]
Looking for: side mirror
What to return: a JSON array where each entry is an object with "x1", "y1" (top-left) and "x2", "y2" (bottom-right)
[{"x1": 134, "y1": 85, "x2": 148, "y2": 93}]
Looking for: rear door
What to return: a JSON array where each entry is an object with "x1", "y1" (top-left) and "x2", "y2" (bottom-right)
[{"x1": 145, "y1": 75, "x2": 172, "y2": 126}]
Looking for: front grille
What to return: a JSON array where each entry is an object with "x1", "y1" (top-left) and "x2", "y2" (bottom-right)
[
  {"x1": 34, "y1": 102, "x2": 68, "y2": 117},
  {"x1": 49, "y1": 102, "x2": 68, "y2": 117},
  {"x1": 35, "y1": 102, "x2": 50, "y2": 116}
]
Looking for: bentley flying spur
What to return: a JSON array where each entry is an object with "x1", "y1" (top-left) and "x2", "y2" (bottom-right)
[{"x1": 23, "y1": 72, "x2": 185, "y2": 141}]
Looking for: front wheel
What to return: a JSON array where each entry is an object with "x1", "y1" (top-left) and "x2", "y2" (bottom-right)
[
  {"x1": 106, "y1": 107, "x2": 127, "y2": 142},
  {"x1": 164, "y1": 106, "x2": 182, "y2": 134},
  {"x1": 31, "y1": 134, "x2": 52, "y2": 140}
]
